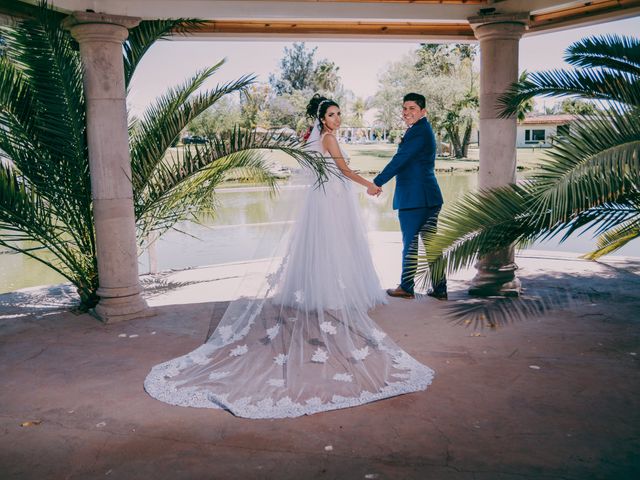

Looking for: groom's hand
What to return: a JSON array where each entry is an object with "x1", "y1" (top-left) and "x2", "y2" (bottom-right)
[{"x1": 367, "y1": 185, "x2": 382, "y2": 197}]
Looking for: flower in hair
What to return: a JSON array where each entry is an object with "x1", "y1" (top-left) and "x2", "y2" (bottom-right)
[{"x1": 302, "y1": 126, "x2": 312, "y2": 141}]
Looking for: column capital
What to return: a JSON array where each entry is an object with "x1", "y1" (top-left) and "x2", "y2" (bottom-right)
[
  {"x1": 62, "y1": 11, "x2": 140, "y2": 43},
  {"x1": 468, "y1": 12, "x2": 529, "y2": 41}
]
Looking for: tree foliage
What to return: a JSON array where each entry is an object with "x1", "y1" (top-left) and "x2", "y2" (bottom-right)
[
  {"x1": 258, "y1": 42, "x2": 343, "y2": 129},
  {"x1": 188, "y1": 95, "x2": 242, "y2": 137},
  {"x1": 269, "y1": 42, "x2": 317, "y2": 94},
  {"x1": 374, "y1": 44, "x2": 479, "y2": 157},
  {"x1": 559, "y1": 98, "x2": 597, "y2": 115}
]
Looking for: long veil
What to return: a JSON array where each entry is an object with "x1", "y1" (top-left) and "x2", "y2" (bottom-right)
[{"x1": 144, "y1": 122, "x2": 435, "y2": 419}]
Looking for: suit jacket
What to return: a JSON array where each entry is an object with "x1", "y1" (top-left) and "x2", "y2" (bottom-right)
[{"x1": 373, "y1": 117, "x2": 443, "y2": 210}]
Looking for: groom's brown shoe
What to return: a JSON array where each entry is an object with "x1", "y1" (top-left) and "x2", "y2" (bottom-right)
[
  {"x1": 427, "y1": 288, "x2": 448, "y2": 301},
  {"x1": 386, "y1": 286, "x2": 415, "y2": 299}
]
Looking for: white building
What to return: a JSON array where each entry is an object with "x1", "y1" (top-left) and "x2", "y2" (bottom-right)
[{"x1": 516, "y1": 114, "x2": 575, "y2": 148}]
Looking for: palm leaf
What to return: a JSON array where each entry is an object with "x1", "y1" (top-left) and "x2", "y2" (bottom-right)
[
  {"x1": 124, "y1": 19, "x2": 205, "y2": 87},
  {"x1": 499, "y1": 68, "x2": 640, "y2": 118},
  {"x1": 130, "y1": 64, "x2": 254, "y2": 194},
  {"x1": 0, "y1": 163, "x2": 95, "y2": 296},
  {"x1": 0, "y1": 55, "x2": 39, "y2": 137},
  {"x1": 584, "y1": 217, "x2": 640, "y2": 259},
  {"x1": 135, "y1": 128, "x2": 331, "y2": 241},
  {"x1": 1, "y1": 4, "x2": 86, "y2": 166},
  {"x1": 418, "y1": 132, "x2": 639, "y2": 287},
  {"x1": 524, "y1": 108, "x2": 640, "y2": 227},
  {"x1": 565, "y1": 35, "x2": 640, "y2": 75},
  {"x1": 414, "y1": 184, "x2": 533, "y2": 284},
  {"x1": 136, "y1": 148, "x2": 278, "y2": 241},
  {"x1": 560, "y1": 199, "x2": 639, "y2": 239}
]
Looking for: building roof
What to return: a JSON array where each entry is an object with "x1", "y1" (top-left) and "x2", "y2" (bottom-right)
[
  {"x1": 521, "y1": 114, "x2": 576, "y2": 125},
  {"x1": 6, "y1": 1, "x2": 640, "y2": 40}
]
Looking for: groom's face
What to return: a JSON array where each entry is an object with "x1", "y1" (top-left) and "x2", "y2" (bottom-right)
[{"x1": 402, "y1": 101, "x2": 426, "y2": 127}]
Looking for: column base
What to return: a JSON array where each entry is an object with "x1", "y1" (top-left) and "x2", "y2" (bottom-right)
[
  {"x1": 469, "y1": 262, "x2": 521, "y2": 297},
  {"x1": 93, "y1": 291, "x2": 154, "y2": 323}
]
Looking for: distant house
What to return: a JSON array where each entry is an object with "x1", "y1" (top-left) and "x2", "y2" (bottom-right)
[{"x1": 516, "y1": 114, "x2": 575, "y2": 148}]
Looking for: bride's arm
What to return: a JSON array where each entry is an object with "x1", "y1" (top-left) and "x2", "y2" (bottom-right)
[{"x1": 322, "y1": 134, "x2": 379, "y2": 191}]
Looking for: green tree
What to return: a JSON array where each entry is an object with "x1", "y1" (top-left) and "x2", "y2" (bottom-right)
[
  {"x1": 415, "y1": 44, "x2": 453, "y2": 75},
  {"x1": 559, "y1": 98, "x2": 597, "y2": 115},
  {"x1": 373, "y1": 54, "x2": 415, "y2": 134},
  {"x1": 422, "y1": 44, "x2": 478, "y2": 158},
  {"x1": 376, "y1": 45, "x2": 479, "y2": 158},
  {"x1": 0, "y1": 2, "x2": 328, "y2": 308},
  {"x1": 265, "y1": 43, "x2": 344, "y2": 129},
  {"x1": 440, "y1": 91, "x2": 478, "y2": 158},
  {"x1": 350, "y1": 97, "x2": 371, "y2": 128},
  {"x1": 240, "y1": 83, "x2": 271, "y2": 128},
  {"x1": 418, "y1": 35, "x2": 640, "y2": 287},
  {"x1": 266, "y1": 89, "x2": 313, "y2": 130},
  {"x1": 313, "y1": 59, "x2": 340, "y2": 93},
  {"x1": 269, "y1": 42, "x2": 317, "y2": 94},
  {"x1": 188, "y1": 96, "x2": 242, "y2": 137}
]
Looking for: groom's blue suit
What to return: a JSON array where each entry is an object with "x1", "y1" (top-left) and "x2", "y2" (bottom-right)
[{"x1": 373, "y1": 117, "x2": 445, "y2": 294}]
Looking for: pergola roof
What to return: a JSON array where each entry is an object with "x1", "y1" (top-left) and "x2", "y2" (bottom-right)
[
  {"x1": 521, "y1": 114, "x2": 576, "y2": 125},
  {"x1": 6, "y1": 0, "x2": 640, "y2": 40}
]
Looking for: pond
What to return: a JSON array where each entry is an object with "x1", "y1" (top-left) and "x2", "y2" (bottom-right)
[{"x1": 0, "y1": 171, "x2": 638, "y2": 294}]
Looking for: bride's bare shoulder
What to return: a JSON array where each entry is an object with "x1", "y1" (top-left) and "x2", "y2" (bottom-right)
[{"x1": 321, "y1": 132, "x2": 338, "y2": 143}]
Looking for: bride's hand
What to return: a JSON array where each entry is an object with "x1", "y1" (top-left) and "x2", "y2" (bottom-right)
[{"x1": 367, "y1": 184, "x2": 382, "y2": 197}]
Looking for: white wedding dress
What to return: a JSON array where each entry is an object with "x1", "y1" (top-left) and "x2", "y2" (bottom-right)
[{"x1": 144, "y1": 128, "x2": 435, "y2": 419}]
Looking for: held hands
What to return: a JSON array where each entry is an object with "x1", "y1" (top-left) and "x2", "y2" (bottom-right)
[{"x1": 367, "y1": 184, "x2": 382, "y2": 197}]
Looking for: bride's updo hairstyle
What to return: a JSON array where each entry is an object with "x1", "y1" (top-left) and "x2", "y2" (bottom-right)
[{"x1": 306, "y1": 94, "x2": 339, "y2": 122}]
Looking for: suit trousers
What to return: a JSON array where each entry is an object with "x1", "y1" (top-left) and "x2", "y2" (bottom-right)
[{"x1": 398, "y1": 205, "x2": 446, "y2": 294}]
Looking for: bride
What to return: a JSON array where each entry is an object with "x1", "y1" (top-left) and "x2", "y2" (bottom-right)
[{"x1": 144, "y1": 94, "x2": 435, "y2": 419}]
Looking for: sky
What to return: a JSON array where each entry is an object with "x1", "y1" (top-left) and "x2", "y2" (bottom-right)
[{"x1": 128, "y1": 16, "x2": 640, "y2": 117}]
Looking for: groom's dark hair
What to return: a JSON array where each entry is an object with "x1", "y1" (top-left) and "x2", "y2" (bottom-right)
[{"x1": 403, "y1": 93, "x2": 426, "y2": 110}]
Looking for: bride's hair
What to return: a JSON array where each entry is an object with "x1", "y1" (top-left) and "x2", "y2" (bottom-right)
[{"x1": 306, "y1": 94, "x2": 339, "y2": 122}]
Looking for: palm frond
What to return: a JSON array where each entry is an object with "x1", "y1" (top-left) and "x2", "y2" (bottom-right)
[
  {"x1": 0, "y1": 3, "x2": 91, "y2": 231},
  {"x1": 0, "y1": 163, "x2": 96, "y2": 297},
  {"x1": 1, "y1": 3, "x2": 86, "y2": 165},
  {"x1": 415, "y1": 184, "x2": 535, "y2": 284},
  {"x1": 565, "y1": 35, "x2": 640, "y2": 75},
  {"x1": 130, "y1": 64, "x2": 254, "y2": 193},
  {"x1": 559, "y1": 200, "x2": 639, "y2": 239},
  {"x1": 135, "y1": 128, "x2": 331, "y2": 241},
  {"x1": 124, "y1": 19, "x2": 205, "y2": 87},
  {"x1": 208, "y1": 127, "x2": 333, "y2": 184},
  {"x1": 584, "y1": 217, "x2": 640, "y2": 259},
  {"x1": 524, "y1": 108, "x2": 640, "y2": 226},
  {"x1": 0, "y1": 55, "x2": 39, "y2": 135},
  {"x1": 499, "y1": 68, "x2": 640, "y2": 117},
  {"x1": 418, "y1": 147, "x2": 638, "y2": 287},
  {"x1": 136, "y1": 148, "x2": 277, "y2": 241},
  {"x1": 0, "y1": 4, "x2": 95, "y2": 261}
]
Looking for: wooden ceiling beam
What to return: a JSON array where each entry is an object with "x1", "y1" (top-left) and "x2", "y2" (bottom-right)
[
  {"x1": 530, "y1": 0, "x2": 640, "y2": 28},
  {"x1": 195, "y1": 20, "x2": 475, "y2": 38},
  {"x1": 279, "y1": 1, "x2": 488, "y2": 3}
]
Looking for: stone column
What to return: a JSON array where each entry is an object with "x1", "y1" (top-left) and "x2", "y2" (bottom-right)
[
  {"x1": 468, "y1": 13, "x2": 528, "y2": 296},
  {"x1": 63, "y1": 12, "x2": 151, "y2": 322}
]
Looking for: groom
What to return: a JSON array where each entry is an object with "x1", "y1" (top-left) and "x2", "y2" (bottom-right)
[{"x1": 367, "y1": 93, "x2": 447, "y2": 300}]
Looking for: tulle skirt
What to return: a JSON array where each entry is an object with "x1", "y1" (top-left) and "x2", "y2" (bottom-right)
[{"x1": 144, "y1": 174, "x2": 434, "y2": 419}]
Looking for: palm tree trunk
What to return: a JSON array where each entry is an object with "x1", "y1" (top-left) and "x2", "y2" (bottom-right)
[
  {"x1": 447, "y1": 126, "x2": 464, "y2": 158},
  {"x1": 461, "y1": 120, "x2": 473, "y2": 158}
]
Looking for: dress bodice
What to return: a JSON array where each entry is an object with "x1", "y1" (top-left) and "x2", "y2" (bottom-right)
[{"x1": 319, "y1": 132, "x2": 350, "y2": 165}]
